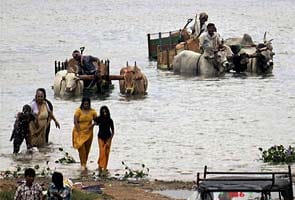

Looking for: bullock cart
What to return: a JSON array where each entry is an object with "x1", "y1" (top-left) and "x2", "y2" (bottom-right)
[
  {"x1": 147, "y1": 19, "x2": 194, "y2": 70},
  {"x1": 54, "y1": 59, "x2": 114, "y2": 95},
  {"x1": 147, "y1": 30, "x2": 189, "y2": 70},
  {"x1": 194, "y1": 165, "x2": 293, "y2": 200},
  {"x1": 147, "y1": 30, "x2": 181, "y2": 60}
]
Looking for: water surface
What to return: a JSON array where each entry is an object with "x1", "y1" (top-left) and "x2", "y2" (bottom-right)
[{"x1": 1, "y1": 0, "x2": 294, "y2": 181}]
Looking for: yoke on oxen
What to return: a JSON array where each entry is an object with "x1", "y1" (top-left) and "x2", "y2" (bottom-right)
[
  {"x1": 53, "y1": 57, "x2": 113, "y2": 98},
  {"x1": 225, "y1": 32, "x2": 275, "y2": 74}
]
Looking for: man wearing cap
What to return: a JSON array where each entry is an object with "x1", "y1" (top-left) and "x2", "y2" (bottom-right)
[{"x1": 191, "y1": 12, "x2": 208, "y2": 38}]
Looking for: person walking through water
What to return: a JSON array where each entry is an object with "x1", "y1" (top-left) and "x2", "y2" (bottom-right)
[
  {"x1": 10, "y1": 104, "x2": 36, "y2": 154},
  {"x1": 38, "y1": 88, "x2": 54, "y2": 144},
  {"x1": 72, "y1": 97, "x2": 97, "y2": 171},
  {"x1": 30, "y1": 88, "x2": 60, "y2": 147},
  {"x1": 95, "y1": 106, "x2": 114, "y2": 176}
]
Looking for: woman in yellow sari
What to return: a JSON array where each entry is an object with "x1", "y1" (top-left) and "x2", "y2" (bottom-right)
[{"x1": 72, "y1": 97, "x2": 97, "y2": 170}]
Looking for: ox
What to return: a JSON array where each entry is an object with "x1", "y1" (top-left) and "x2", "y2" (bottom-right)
[
  {"x1": 225, "y1": 33, "x2": 274, "y2": 74},
  {"x1": 53, "y1": 70, "x2": 84, "y2": 98},
  {"x1": 119, "y1": 64, "x2": 148, "y2": 95},
  {"x1": 173, "y1": 49, "x2": 229, "y2": 78}
]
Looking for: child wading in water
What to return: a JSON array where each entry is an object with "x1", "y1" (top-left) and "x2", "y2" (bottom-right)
[
  {"x1": 10, "y1": 104, "x2": 37, "y2": 154},
  {"x1": 95, "y1": 106, "x2": 114, "y2": 176}
]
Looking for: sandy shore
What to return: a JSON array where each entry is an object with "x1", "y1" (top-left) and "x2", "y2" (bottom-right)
[{"x1": 0, "y1": 176, "x2": 195, "y2": 200}]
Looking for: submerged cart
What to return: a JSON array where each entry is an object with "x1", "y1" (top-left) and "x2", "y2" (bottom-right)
[
  {"x1": 194, "y1": 165, "x2": 294, "y2": 200},
  {"x1": 147, "y1": 30, "x2": 181, "y2": 70}
]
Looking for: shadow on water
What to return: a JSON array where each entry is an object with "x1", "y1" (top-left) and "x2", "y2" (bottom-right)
[
  {"x1": 118, "y1": 93, "x2": 149, "y2": 102},
  {"x1": 53, "y1": 84, "x2": 115, "y2": 101}
]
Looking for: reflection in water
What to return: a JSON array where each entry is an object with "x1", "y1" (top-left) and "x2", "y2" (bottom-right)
[{"x1": 1, "y1": 0, "x2": 295, "y2": 181}]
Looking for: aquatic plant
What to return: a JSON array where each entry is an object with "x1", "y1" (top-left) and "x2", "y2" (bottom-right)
[
  {"x1": 0, "y1": 162, "x2": 52, "y2": 179},
  {"x1": 121, "y1": 161, "x2": 149, "y2": 179},
  {"x1": 259, "y1": 145, "x2": 295, "y2": 164},
  {"x1": 55, "y1": 148, "x2": 76, "y2": 164}
]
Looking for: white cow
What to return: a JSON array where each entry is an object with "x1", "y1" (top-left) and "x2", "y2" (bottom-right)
[
  {"x1": 173, "y1": 50, "x2": 229, "y2": 78},
  {"x1": 53, "y1": 70, "x2": 84, "y2": 97}
]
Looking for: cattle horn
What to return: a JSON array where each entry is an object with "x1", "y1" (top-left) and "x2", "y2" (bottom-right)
[
  {"x1": 134, "y1": 61, "x2": 137, "y2": 67},
  {"x1": 263, "y1": 32, "x2": 267, "y2": 43},
  {"x1": 80, "y1": 46, "x2": 85, "y2": 54},
  {"x1": 126, "y1": 61, "x2": 128, "y2": 67}
]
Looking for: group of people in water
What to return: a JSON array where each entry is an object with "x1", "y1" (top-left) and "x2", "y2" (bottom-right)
[
  {"x1": 10, "y1": 88, "x2": 59, "y2": 153},
  {"x1": 10, "y1": 88, "x2": 115, "y2": 177}
]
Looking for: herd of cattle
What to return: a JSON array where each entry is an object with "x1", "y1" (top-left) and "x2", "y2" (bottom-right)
[{"x1": 53, "y1": 31, "x2": 274, "y2": 98}]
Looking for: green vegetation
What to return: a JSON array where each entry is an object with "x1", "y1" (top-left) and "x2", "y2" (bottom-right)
[
  {"x1": 0, "y1": 148, "x2": 76, "y2": 179},
  {"x1": 259, "y1": 145, "x2": 295, "y2": 164},
  {"x1": 0, "y1": 190, "x2": 15, "y2": 200},
  {"x1": 121, "y1": 161, "x2": 149, "y2": 179},
  {"x1": 72, "y1": 189, "x2": 112, "y2": 200},
  {"x1": 55, "y1": 148, "x2": 76, "y2": 164},
  {"x1": 0, "y1": 162, "x2": 52, "y2": 179}
]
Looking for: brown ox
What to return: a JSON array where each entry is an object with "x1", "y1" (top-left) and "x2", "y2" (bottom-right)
[{"x1": 119, "y1": 65, "x2": 148, "y2": 95}]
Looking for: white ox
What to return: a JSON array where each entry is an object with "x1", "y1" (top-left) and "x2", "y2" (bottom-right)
[
  {"x1": 53, "y1": 70, "x2": 84, "y2": 97},
  {"x1": 173, "y1": 50, "x2": 229, "y2": 78}
]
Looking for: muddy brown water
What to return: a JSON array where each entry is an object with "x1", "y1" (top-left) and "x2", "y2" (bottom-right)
[{"x1": 1, "y1": 0, "x2": 294, "y2": 182}]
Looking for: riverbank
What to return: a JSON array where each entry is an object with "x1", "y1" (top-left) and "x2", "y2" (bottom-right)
[{"x1": 0, "y1": 176, "x2": 195, "y2": 200}]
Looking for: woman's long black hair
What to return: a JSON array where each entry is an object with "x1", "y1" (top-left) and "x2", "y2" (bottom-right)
[
  {"x1": 99, "y1": 105, "x2": 111, "y2": 119},
  {"x1": 80, "y1": 97, "x2": 91, "y2": 109}
]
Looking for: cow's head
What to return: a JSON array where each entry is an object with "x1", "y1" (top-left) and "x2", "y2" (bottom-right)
[
  {"x1": 213, "y1": 48, "x2": 230, "y2": 75},
  {"x1": 62, "y1": 72, "x2": 80, "y2": 93},
  {"x1": 123, "y1": 66, "x2": 142, "y2": 95},
  {"x1": 254, "y1": 43, "x2": 274, "y2": 73}
]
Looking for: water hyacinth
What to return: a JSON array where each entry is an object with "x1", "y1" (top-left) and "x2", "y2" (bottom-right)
[
  {"x1": 55, "y1": 148, "x2": 76, "y2": 164},
  {"x1": 121, "y1": 161, "x2": 149, "y2": 179},
  {"x1": 0, "y1": 162, "x2": 52, "y2": 179},
  {"x1": 259, "y1": 145, "x2": 295, "y2": 164}
]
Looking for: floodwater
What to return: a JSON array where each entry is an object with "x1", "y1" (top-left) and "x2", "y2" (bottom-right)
[{"x1": 1, "y1": 0, "x2": 295, "y2": 181}]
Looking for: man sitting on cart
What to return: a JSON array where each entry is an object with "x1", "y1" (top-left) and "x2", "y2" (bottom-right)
[
  {"x1": 72, "y1": 50, "x2": 100, "y2": 75},
  {"x1": 72, "y1": 50, "x2": 101, "y2": 88}
]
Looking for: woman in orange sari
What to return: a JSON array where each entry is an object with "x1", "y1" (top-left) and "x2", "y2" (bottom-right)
[{"x1": 72, "y1": 97, "x2": 97, "y2": 170}]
